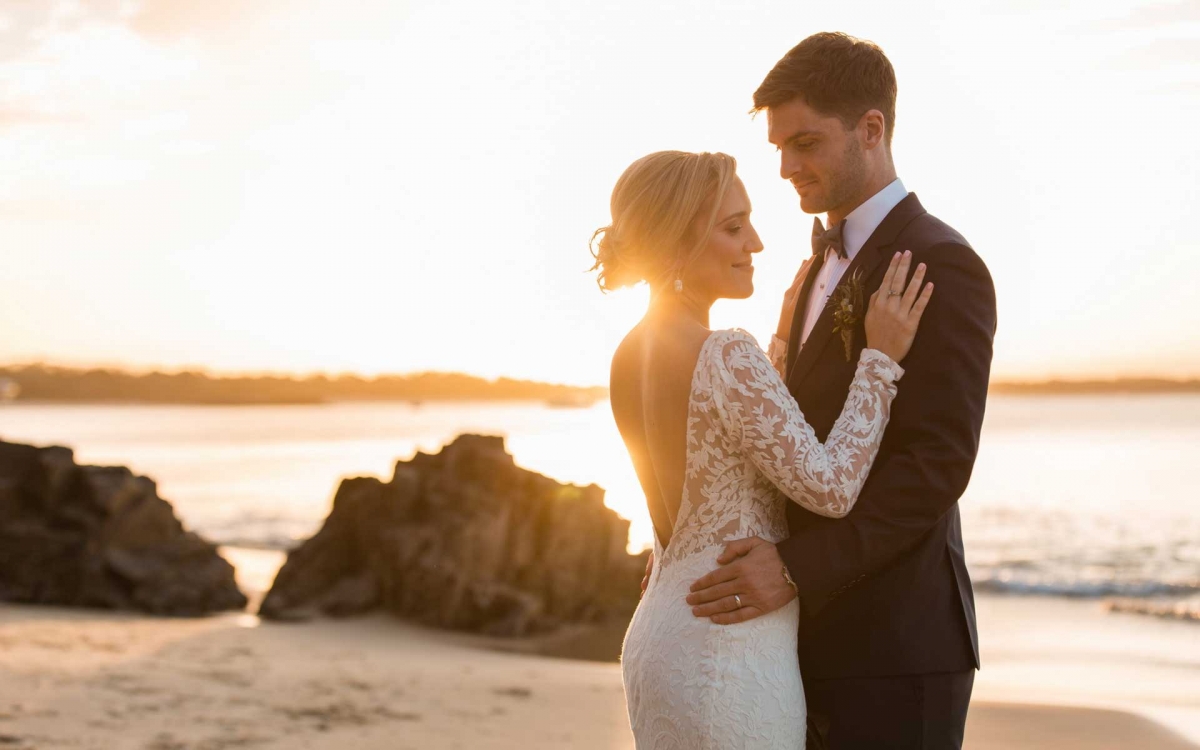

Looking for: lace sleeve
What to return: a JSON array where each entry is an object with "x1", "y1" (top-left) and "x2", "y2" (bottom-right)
[{"x1": 710, "y1": 331, "x2": 904, "y2": 519}]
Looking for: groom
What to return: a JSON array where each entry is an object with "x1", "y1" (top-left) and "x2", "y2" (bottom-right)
[{"x1": 686, "y1": 33, "x2": 996, "y2": 749}]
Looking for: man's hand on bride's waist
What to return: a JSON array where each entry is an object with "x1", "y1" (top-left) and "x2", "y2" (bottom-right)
[{"x1": 685, "y1": 536, "x2": 798, "y2": 625}]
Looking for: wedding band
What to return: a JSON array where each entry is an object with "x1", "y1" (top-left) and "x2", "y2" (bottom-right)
[
  {"x1": 734, "y1": 594, "x2": 743, "y2": 609},
  {"x1": 888, "y1": 290, "x2": 901, "y2": 297}
]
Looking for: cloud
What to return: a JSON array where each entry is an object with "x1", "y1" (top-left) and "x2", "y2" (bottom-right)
[
  {"x1": 1120, "y1": 1, "x2": 1200, "y2": 26},
  {"x1": 1090, "y1": 1, "x2": 1200, "y2": 29},
  {"x1": 124, "y1": 0, "x2": 286, "y2": 42},
  {"x1": 1116, "y1": 36, "x2": 1200, "y2": 68},
  {"x1": 0, "y1": 106, "x2": 80, "y2": 129}
]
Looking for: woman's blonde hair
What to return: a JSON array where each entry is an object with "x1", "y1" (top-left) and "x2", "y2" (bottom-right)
[{"x1": 589, "y1": 150, "x2": 738, "y2": 292}]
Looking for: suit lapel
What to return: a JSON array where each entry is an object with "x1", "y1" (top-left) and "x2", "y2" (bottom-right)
[
  {"x1": 786, "y1": 193, "x2": 928, "y2": 391},
  {"x1": 784, "y1": 254, "x2": 824, "y2": 383}
]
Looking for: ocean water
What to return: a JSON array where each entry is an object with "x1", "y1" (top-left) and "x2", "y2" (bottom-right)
[{"x1": 2, "y1": 395, "x2": 1197, "y2": 618}]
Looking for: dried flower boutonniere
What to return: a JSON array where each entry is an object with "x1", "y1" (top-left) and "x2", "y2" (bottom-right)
[{"x1": 828, "y1": 268, "x2": 865, "y2": 362}]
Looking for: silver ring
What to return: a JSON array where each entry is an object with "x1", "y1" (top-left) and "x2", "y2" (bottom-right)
[
  {"x1": 734, "y1": 594, "x2": 743, "y2": 609},
  {"x1": 888, "y1": 290, "x2": 902, "y2": 297}
]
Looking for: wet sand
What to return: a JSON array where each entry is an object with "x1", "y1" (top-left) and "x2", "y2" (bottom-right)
[{"x1": 1, "y1": 593, "x2": 1196, "y2": 749}]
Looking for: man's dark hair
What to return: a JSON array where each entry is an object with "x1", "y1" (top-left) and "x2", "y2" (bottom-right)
[{"x1": 753, "y1": 32, "x2": 897, "y2": 147}]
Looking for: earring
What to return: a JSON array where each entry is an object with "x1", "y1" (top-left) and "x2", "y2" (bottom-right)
[{"x1": 674, "y1": 279, "x2": 683, "y2": 293}]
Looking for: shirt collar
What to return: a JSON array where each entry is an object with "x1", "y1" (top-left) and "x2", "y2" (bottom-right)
[{"x1": 830, "y1": 178, "x2": 908, "y2": 261}]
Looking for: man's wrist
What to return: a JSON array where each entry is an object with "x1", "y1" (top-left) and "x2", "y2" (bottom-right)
[{"x1": 781, "y1": 564, "x2": 799, "y2": 599}]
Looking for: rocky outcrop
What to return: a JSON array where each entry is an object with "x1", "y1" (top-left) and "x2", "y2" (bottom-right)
[
  {"x1": 0, "y1": 439, "x2": 246, "y2": 615},
  {"x1": 260, "y1": 435, "x2": 648, "y2": 635}
]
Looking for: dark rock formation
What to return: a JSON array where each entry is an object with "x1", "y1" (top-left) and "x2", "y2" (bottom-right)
[
  {"x1": 260, "y1": 435, "x2": 648, "y2": 635},
  {"x1": 0, "y1": 439, "x2": 246, "y2": 615}
]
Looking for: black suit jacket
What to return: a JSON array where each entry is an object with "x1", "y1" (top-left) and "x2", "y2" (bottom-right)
[{"x1": 778, "y1": 193, "x2": 995, "y2": 680}]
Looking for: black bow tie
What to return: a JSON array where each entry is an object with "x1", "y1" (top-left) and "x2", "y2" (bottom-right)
[{"x1": 811, "y1": 217, "x2": 847, "y2": 260}]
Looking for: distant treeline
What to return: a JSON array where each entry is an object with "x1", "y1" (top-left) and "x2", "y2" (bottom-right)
[
  {"x1": 3, "y1": 364, "x2": 1198, "y2": 405},
  {"x1": 990, "y1": 379, "x2": 1200, "y2": 395},
  {"x1": 0, "y1": 364, "x2": 609, "y2": 405}
]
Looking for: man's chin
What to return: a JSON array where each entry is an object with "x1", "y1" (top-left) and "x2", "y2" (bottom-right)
[{"x1": 798, "y1": 194, "x2": 828, "y2": 215}]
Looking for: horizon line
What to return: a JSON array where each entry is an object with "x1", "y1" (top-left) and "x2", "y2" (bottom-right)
[{"x1": 4, "y1": 359, "x2": 1200, "y2": 391}]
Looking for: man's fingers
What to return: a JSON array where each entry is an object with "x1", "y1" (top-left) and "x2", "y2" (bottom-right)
[
  {"x1": 709, "y1": 606, "x2": 763, "y2": 626},
  {"x1": 689, "y1": 564, "x2": 738, "y2": 593},
  {"x1": 685, "y1": 579, "x2": 739, "y2": 606},
  {"x1": 716, "y1": 537, "x2": 759, "y2": 564},
  {"x1": 691, "y1": 595, "x2": 741, "y2": 618},
  {"x1": 901, "y1": 263, "x2": 927, "y2": 311},
  {"x1": 640, "y1": 552, "x2": 654, "y2": 594}
]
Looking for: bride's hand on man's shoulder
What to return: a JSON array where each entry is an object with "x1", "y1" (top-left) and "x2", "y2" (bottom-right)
[{"x1": 864, "y1": 250, "x2": 934, "y2": 364}]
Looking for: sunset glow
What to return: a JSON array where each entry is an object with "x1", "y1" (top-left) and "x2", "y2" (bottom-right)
[{"x1": 2, "y1": 0, "x2": 1198, "y2": 385}]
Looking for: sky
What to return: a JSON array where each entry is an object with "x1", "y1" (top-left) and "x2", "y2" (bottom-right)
[{"x1": 1, "y1": 0, "x2": 1198, "y2": 385}]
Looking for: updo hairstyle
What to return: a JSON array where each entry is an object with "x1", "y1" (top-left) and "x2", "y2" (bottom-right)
[{"x1": 589, "y1": 150, "x2": 737, "y2": 292}]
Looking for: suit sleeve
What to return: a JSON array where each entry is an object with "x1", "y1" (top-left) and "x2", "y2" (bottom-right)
[{"x1": 776, "y1": 242, "x2": 997, "y2": 616}]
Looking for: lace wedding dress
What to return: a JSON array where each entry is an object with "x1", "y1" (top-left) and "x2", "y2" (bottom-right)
[{"x1": 620, "y1": 329, "x2": 903, "y2": 749}]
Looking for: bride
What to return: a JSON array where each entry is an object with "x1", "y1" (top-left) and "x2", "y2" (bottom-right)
[{"x1": 591, "y1": 151, "x2": 932, "y2": 748}]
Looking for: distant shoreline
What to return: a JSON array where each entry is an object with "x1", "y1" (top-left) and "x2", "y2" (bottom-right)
[
  {"x1": 2, "y1": 396, "x2": 600, "y2": 406},
  {"x1": 989, "y1": 379, "x2": 1200, "y2": 396},
  {"x1": 0, "y1": 364, "x2": 607, "y2": 406},
  {"x1": 2, "y1": 364, "x2": 1198, "y2": 404}
]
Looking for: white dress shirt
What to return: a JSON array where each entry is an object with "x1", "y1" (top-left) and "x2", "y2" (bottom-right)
[{"x1": 799, "y1": 178, "x2": 909, "y2": 347}]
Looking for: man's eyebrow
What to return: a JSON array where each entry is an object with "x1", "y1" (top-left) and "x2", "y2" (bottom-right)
[{"x1": 783, "y1": 129, "x2": 822, "y2": 145}]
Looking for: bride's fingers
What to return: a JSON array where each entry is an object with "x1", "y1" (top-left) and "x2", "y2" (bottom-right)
[
  {"x1": 889, "y1": 251, "x2": 912, "y2": 298},
  {"x1": 900, "y1": 263, "x2": 927, "y2": 311},
  {"x1": 877, "y1": 252, "x2": 902, "y2": 298},
  {"x1": 908, "y1": 282, "x2": 935, "y2": 322}
]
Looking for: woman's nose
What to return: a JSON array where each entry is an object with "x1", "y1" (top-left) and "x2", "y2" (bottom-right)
[{"x1": 749, "y1": 227, "x2": 764, "y2": 253}]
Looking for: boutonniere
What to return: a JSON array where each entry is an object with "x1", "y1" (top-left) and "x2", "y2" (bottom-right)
[{"x1": 828, "y1": 268, "x2": 865, "y2": 362}]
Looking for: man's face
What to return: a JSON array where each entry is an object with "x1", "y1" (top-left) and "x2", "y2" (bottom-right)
[{"x1": 766, "y1": 98, "x2": 867, "y2": 217}]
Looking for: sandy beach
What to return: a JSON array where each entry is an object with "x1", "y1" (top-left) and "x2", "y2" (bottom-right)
[{"x1": 2, "y1": 582, "x2": 1197, "y2": 750}]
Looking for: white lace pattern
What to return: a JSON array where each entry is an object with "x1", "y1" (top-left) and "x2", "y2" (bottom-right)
[{"x1": 621, "y1": 329, "x2": 902, "y2": 749}]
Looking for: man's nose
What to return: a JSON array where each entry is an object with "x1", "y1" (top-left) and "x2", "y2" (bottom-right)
[{"x1": 779, "y1": 154, "x2": 796, "y2": 181}]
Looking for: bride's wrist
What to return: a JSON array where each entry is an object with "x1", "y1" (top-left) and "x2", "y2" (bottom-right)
[{"x1": 859, "y1": 348, "x2": 905, "y2": 380}]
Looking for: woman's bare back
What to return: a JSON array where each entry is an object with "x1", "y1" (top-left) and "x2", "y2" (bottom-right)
[{"x1": 608, "y1": 316, "x2": 713, "y2": 550}]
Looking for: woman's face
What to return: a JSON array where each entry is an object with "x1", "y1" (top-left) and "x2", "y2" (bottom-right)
[{"x1": 683, "y1": 176, "x2": 764, "y2": 301}]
